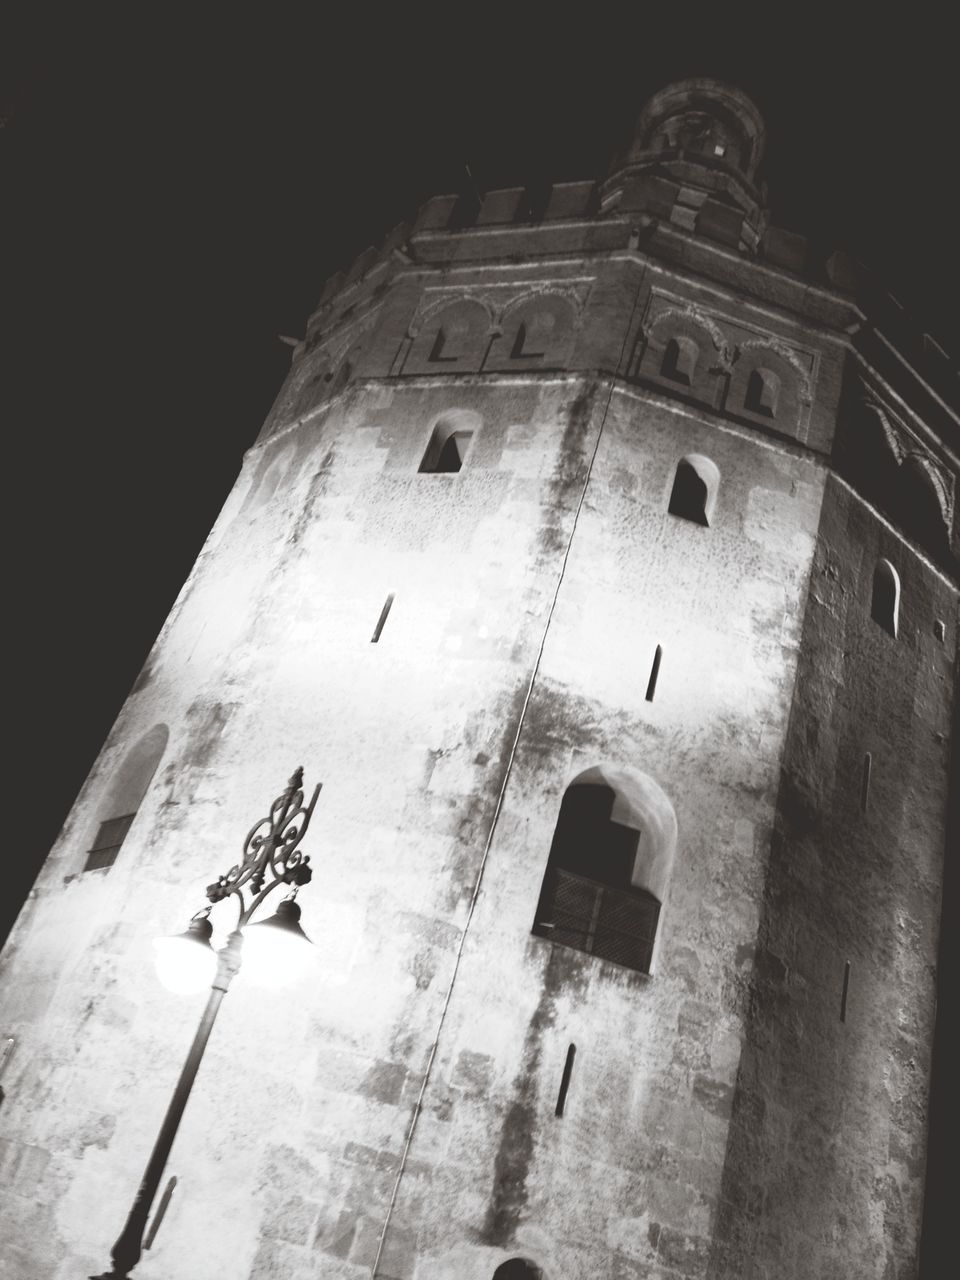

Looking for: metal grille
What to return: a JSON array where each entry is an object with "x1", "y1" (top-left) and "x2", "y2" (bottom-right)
[
  {"x1": 534, "y1": 868, "x2": 660, "y2": 975},
  {"x1": 84, "y1": 813, "x2": 136, "y2": 871}
]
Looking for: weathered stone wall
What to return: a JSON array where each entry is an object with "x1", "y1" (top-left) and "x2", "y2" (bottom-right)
[
  {"x1": 0, "y1": 80, "x2": 955, "y2": 1280},
  {"x1": 0, "y1": 373, "x2": 610, "y2": 1278},
  {"x1": 372, "y1": 387, "x2": 826, "y2": 1280},
  {"x1": 711, "y1": 475, "x2": 956, "y2": 1279}
]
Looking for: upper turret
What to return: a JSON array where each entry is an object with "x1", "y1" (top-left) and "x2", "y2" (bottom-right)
[{"x1": 603, "y1": 78, "x2": 768, "y2": 251}]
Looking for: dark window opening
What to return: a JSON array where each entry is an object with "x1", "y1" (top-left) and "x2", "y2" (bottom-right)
[
  {"x1": 493, "y1": 1261, "x2": 543, "y2": 1280},
  {"x1": 645, "y1": 645, "x2": 662, "y2": 702},
  {"x1": 371, "y1": 594, "x2": 395, "y2": 643},
  {"x1": 533, "y1": 784, "x2": 660, "y2": 975},
  {"x1": 84, "y1": 813, "x2": 136, "y2": 871},
  {"x1": 420, "y1": 424, "x2": 473, "y2": 474},
  {"x1": 555, "y1": 1043, "x2": 576, "y2": 1117},
  {"x1": 745, "y1": 368, "x2": 779, "y2": 417},
  {"x1": 668, "y1": 460, "x2": 709, "y2": 525},
  {"x1": 660, "y1": 336, "x2": 698, "y2": 385},
  {"x1": 871, "y1": 561, "x2": 899, "y2": 637}
]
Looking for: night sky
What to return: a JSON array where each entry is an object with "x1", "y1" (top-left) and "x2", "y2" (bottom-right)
[{"x1": 3, "y1": 9, "x2": 956, "y2": 1274}]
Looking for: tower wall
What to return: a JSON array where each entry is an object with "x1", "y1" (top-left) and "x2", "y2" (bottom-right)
[
  {"x1": 713, "y1": 475, "x2": 954, "y2": 1278},
  {"x1": 0, "y1": 81, "x2": 956, "y2": 1280}
]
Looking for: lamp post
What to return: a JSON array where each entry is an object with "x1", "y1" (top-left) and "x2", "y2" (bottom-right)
[{"x1": 91, "y1": 767, "x2": 321, "y2": 1280}]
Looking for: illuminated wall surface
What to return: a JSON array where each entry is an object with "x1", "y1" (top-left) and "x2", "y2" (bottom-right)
[{"x1": 1, "y1": 81, "x2": 956, "y2": 1280}]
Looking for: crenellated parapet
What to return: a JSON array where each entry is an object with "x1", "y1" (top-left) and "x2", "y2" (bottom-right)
[{"x1": 256, "y1": 80, "x2": 957, "y2": 579}]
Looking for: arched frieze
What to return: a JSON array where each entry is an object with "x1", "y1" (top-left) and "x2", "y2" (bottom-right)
[
  {"x1": 642, "y1": 304, "x2": 734, "y2": 368},
  {"x1": 405, "y1": 279, "x2": 592, "y2": 340},
  {"x1": 726, "y1": 338, "x2": 813, "y2": 436},
  {"x1": 733, "y1": 338, "x2": 814, "y2": 405}
]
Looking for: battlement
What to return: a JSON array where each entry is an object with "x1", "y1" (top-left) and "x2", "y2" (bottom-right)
[{"x1": 307, "y1": 176, "x2": 954, "y2": 407}]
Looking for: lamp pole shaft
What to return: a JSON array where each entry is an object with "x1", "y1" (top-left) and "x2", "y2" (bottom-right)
[{"x1": 91, "y1": 932, "x2": 242, "y2": 1280}]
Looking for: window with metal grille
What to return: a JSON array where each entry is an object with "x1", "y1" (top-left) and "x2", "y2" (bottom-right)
[
  {"x1": 532, "y1": 782, "x2": 661, "y2": 975},
  {"x1": 84, "y1": 813, "x2": 136, "y2": 871},
  {"x1": 533, "y1": 867, "x2": 660, "y2": 973}
]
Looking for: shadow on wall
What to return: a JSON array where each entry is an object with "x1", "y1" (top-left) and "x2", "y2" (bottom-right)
[{"x1": 81, "y1": 724, "x2": 168, "y2": 872}]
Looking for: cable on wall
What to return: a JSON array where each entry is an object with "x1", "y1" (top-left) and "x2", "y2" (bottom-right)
[{"x1": 372, "y1": 243, "x2": 652, "y2": 1277}]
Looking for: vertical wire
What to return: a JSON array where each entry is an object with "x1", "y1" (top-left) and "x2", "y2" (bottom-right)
[{"x1": 371, "y1": 248, "x2": 651, "y2": 1277}]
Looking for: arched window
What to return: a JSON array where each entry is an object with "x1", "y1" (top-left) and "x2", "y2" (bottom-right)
[
  {"x1": 493, "y1": 1260, "x2": 543, "y2": 1280},
  {"x1": 419, "y1": 411, "x2": 481, "y2": 474},
  {"x1": 533, "y1": 766, "x2": 677, "y2": 975},
  {"x1": 871, "y1": 559, "x2": 900, "y2": 638},
  {"x1": 745, "y1": 367, "x2": 780, "y2": 417},
  {"x1": 667, "y1": 454, "x2": 719, "y2": 526},
  {"x1": 84, "y1": 725, "x2": 168, "y2": 871},
  {"x1": 660, "y1": 336, "x2": 699, "y2": 385}
]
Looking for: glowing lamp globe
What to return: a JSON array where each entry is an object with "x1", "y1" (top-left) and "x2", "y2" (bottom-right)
[
  {"x1": 240, "y1": 899, "x2": 313, "y2": 989},
  {"x1": 154, "y1": 916, "x2": 217, "y2": 995}
]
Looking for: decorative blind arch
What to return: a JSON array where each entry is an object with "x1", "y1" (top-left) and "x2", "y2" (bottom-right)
[
  {"x1": 404, "y1": 299, "x2": 491, "y2": 374},
  {"x1": 84, "y1": 724, "x2": 169, "y2": 871},
  {"x1": 485, "y1": 292, "x2": 578, "y2": 370}
]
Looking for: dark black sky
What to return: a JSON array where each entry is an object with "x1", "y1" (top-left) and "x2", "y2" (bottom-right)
[{"x1": 2, "y1": 8, "x2": 956, "y2": 1272}]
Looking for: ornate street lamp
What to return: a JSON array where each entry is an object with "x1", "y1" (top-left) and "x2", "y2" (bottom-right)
[{"x1": 91, "y1": 767, "x2": 321, "y2": 1280}]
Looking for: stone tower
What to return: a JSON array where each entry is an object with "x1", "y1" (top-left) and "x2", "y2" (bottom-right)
[{"x1": 0, "y1": 80, "x2": 956, "y2": 1280}]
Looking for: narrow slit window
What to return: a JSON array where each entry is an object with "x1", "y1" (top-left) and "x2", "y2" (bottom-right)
[
  {"x1": 555, "y1": 1043, "x2": 576, "y2": 1117},
  {"x1": 84, "y1": 813, "x2": 136, "y2": 871},
  {"x1": 860, "y1": 753, "x2": 872, "y2": 813},
  {"x1": 371, "y1": 594, "x2": 394, "y2": 643},
  {"x1": 144, "y1": 1176, "x2": 178, "y2": 1251},
  {"x1": 870, "y1": 559, "x2": 900, "y2": 638},
  {"x1": 840, "y1": 961, "x2": 851, "y2": 1022},
  {"x1": 645, "y1": 645, "x2": 662, "y2": 702}
]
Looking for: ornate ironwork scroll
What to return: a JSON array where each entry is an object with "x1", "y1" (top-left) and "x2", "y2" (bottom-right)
[{"x1": 205, "y1": 767, "x2": 320, "y2": 927}]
